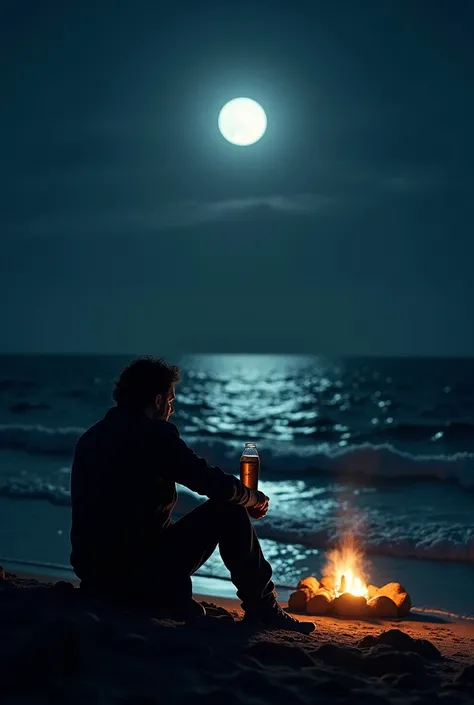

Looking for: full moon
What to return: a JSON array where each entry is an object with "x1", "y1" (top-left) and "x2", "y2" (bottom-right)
[{"x1": 218, "y1": 97, "x2": 267, "y2": 146}]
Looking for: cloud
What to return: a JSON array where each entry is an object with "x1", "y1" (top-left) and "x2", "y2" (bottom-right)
[
  {"x1": 7, "y1": 193, "x2": 335, "y2": 238},
  {"x1": 174, "y1": 193, "x2": 334, "y2": 224}
]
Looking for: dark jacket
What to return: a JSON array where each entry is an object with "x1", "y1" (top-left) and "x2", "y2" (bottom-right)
[{"x1": 70, "y1": 405, "x2": 259, "y2": 582}]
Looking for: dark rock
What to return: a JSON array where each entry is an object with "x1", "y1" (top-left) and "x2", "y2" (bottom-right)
[
  {"x1": 246, "y1": 640, "x2": 316, "y2": 668},
  {"x1": 0, "y1": 565, "x2": 5, "y2": 580},
  {"x1": 357, "y1": 634, "x2": 378, "y2": 649},
  {"x1": 416, "y1": 638, "x2": 443, "y2": 660},
  {"x1": 375, "y1": 629, "x2": 441, "y2": 660},
  {"x1": 377, "y1": 629, "x2": 416, "y2": 650},
  {"x1": 363, "y1": 650, "x2": 425, "y2": 676},
  {"x1": 315, "y1": 642, "x2": 363, "y2": 670},
  {"x1": 366, "y1": 643, "x2": 398, "y2": 657}
]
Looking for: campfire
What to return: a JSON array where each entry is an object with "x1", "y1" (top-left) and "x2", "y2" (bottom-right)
[{"x1": 288, "y1": 539, "x2": 412, "y2": 618}]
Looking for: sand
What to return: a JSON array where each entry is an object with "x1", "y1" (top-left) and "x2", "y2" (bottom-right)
[{"x1": 1, "y1": 570, "x2": 474, "y2": 704}]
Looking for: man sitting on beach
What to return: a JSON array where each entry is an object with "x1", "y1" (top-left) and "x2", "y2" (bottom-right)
[{"x1": 70, "y1": 356, "x2": 314, "y2": 633}]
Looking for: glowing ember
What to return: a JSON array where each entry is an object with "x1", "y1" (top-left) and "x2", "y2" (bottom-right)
[{"x1": 323, "y1": 537, "x2": 369, "y2": 599}]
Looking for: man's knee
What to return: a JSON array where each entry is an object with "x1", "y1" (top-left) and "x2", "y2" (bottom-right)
[{"x1": 207, "y1": 501, "x2": 249, "y2": 522}]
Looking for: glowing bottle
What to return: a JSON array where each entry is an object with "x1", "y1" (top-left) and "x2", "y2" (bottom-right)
[{"x1": 240, "y1": 442, "x2": 260, "y2": 490}]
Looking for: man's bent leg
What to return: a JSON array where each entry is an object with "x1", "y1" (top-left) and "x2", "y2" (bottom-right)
[
  {"x1": 163, "y1": 502, "x2": 315, "y2": 632},
  {"x1": 156, "y1": 500, "x2": 275, "y2": 611},
  {"x1": 213, "y1": 503, "x2": 276, "y2": 611}
]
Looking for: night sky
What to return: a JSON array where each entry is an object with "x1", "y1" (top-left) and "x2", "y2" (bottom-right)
[{"x1": 1, "y1": 0, "x2": 473, "y2": 355}]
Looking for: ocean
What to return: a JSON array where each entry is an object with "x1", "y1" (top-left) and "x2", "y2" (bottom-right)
[{"x1": 1, "y1": 354, "x2": 474, "y2": 615}]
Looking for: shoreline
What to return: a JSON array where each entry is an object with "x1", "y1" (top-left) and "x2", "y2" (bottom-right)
[
  {"x1": 5, "y1": 562, "x2": 474, "y2": 628},
  {"x1": 5, "y1": 558, "x2": 474, "y2": 625}
]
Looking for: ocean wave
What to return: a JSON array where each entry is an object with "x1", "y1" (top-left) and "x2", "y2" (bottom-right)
[
  {"x1": 358, "y1": 421, "x2": 474, "y2": 443},
  {"x1": 257, "y1": 442, "x2": 474, "y2": 489},
  {"x1": 0, "y1": 424, "x2": 85, "y2": 455},
  {"x1": 191, "y1": 438, "x2": 474, "y2": 490},
  {"x1": 0, "y1": 480, "x2": 71, "y2": 505},
  {"x1": 1, "y1": 423, "x2": 474, "y2": 489},
  {"x1": 180, "y1": 418, "x2": 474, "y2": 444},
  {"x1": 256, "y1": 517, "x2": 474, "y2": 564},
  {"x1": 2, "y1": 478, "x2": 474, "y2": 565}
]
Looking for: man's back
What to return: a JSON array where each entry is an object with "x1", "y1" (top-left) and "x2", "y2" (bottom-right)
[
  {"x1": 70, "y1": 405, "x2": 259, "y2": 586},
  {"x1": 70, "y1": 406, "x2": 177, "y2": 583}
]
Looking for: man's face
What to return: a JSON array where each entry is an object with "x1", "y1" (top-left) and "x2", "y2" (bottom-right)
[{"x1": 156, "y1": 384, "x2": 175, "y2": 421}]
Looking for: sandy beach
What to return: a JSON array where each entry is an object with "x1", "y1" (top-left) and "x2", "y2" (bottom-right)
[{"x1": 1, "y1": 569, "x2": 474, "y2": 705}]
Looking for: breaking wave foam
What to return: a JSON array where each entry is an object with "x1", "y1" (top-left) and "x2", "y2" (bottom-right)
[
  {"x1": 256, "y1": 516, "x2": 474, "y2": 565},
  {"x1": 2, "y1": 474, "x2": 474, "y2": 565}
]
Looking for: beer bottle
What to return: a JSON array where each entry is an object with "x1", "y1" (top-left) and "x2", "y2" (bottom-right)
[{"x1": 240, "y1": 442, "x2": 260, "y2": 490}]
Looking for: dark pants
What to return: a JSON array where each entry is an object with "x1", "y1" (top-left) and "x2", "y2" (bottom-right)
[
  {"x1": 80, "y1": 500, "x2": 276, "y2": 612},
  {"x1": 153, "y1": 500, "x2": 276, "y2": 612}
]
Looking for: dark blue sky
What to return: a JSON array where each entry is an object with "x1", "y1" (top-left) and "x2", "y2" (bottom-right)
[{"x1": 1, "y1": 0, "x2": 473, "y2": 355}]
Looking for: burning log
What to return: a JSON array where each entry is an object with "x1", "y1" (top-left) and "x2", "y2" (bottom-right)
[
  {"x1": 307, "y1": 590, "x2": 332, "y2": 615},
  {"x1": 288, "y1": 588, "x2": 312, "y2": 612},
  {"x1": 377, "y1": 583, "x2": 412, "y2": 617},
  {"x1": 333, "y1": 593, "x2": 368, "y2": 618},
  {"x1": 297, "y1": 576, "x2": 320, "y2": 594},
  {"x1": 395, "y1": 593, "x2": 411, "y2": 617},
  {"x1": 320, "y1": 575, "x2": 336, "y2": 592},
  {"x1": 367, "y1": 595, "x2": 398, "y2": 618},
  {"x1": 288, "y1": 576, "x2": 412, "y2": 619},
  {"x1": 289, "y1": 575, "x2": 321, "y2": 612},
  {"x1": 367, "y1": 584, "x2": 379, "y2": 600}
]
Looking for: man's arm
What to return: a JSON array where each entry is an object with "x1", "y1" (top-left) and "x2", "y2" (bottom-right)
[{"x1": 156, "y1": 422, "x2": 263, "y2": 507}]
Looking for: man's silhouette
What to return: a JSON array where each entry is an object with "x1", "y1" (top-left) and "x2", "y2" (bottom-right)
[{"x1": 70, "y1": 357, "x2": 314, "y2": 633}]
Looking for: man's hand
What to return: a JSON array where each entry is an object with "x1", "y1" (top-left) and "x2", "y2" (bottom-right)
[{"x1": 248, "y1": 491, "x2": 269, "y2": 520}]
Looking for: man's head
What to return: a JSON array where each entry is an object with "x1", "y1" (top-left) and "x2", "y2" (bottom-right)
[{"x1": 113, "y1": 356, "x2": 181, "y2": 421}]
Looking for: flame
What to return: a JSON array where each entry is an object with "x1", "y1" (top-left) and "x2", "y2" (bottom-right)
[{"x1": 323, "y1": 537, "x2": 369, "y2": 599}]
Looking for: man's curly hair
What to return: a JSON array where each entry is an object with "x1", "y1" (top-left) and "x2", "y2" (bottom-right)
[{"x1": 113, "y1": 356, "x2": 181, "y2": 411}]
